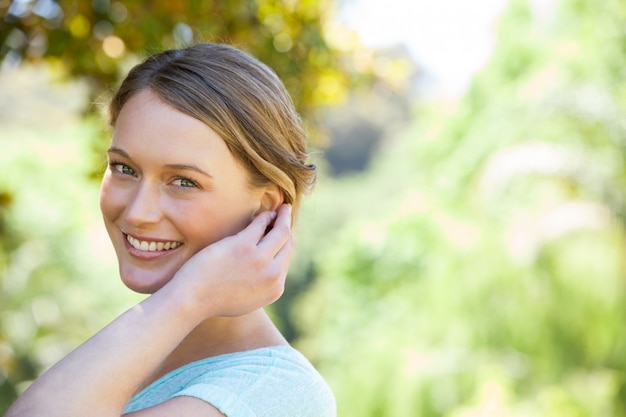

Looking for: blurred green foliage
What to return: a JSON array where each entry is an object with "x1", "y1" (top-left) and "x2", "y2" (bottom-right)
[
  {"x1": 2, "y1": 0, "x2": 626, "y2": 415},
  {"x1": 292, "y1": 0, "x2": 626, "y2": 415},
  {"x1": 0, "y1": 119, "x2": 143, "y2": 412}
]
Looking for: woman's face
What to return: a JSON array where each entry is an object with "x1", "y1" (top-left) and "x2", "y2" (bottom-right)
[{"x1": 100, "y1": 90, "x2": 265, "y2": 293}]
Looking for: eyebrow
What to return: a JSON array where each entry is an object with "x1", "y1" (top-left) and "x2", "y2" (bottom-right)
[{"x1": 107, "y1": 146, "x2": 214, "y2": 179}]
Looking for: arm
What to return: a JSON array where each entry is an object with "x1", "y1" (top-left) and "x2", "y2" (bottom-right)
[{"x1": 6, "y1": 205, "x2": 294, "y2": 417}]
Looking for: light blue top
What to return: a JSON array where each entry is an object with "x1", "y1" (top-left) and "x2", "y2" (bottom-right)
[{"x1": 123, "y1": 346, "x2": 336, "y2": 417}]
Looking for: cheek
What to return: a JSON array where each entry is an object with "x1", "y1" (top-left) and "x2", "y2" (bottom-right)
[
  {"x1": 99, "y1": 175, "x2": 123, "y2": 221},
  {"x1": 182, "y1": 203, "x2": 254, "y2": 248}
]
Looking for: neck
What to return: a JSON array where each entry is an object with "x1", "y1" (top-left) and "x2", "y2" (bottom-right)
[
  {"x1": 183, "y1": 309, "x2": 287, "y2": 355},
  {"x1": 139, "y1": 309, "x2": 287, "y2": 391}
]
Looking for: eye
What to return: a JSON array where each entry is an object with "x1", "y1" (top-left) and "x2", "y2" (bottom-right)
[
  {"x1": 172, "y1": 177, "x2": 198, "y2": 188},
  {"x1": 110, "y1": 162, "x2": 136, "y2": 176}
]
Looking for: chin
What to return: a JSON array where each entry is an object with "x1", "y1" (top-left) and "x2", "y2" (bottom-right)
[{"x1": 119, "y1": 267, "x2": 172, "y2": 294}]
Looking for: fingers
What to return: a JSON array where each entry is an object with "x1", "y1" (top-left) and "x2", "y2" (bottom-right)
[
  {"x1": 257, "y1": 204, "x2": 292, "y2": 253},
  {"x1": 238, "y1": 209, "x2": 278, "y2": 242},
  {"x1": 262, "y1": 234, "x2": 294, "y2": 304}
]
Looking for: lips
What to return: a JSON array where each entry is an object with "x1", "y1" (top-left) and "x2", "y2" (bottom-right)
[{"x1": 125, "y1": 233, "x2": 182, "y2": 252}]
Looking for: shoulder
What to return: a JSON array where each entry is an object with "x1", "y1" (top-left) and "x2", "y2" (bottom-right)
[
  {"x1": 124, "y1": 346, "x2": 336, "y2": 417},
  {"x1": 178, "y1": 346, "x2": 337, "y2": 417}
]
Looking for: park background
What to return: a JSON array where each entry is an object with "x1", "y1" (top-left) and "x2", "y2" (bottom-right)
[{"x1": 1, "y1": 0, "x2": 626, "y2": 415}]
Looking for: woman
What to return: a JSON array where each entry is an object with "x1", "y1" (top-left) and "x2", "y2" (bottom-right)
[{"x1": 6, "y1": 43, "x2": 335, "y2": 417}]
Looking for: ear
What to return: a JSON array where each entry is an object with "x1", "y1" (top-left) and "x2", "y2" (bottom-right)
[{"x1": 257, "y1": 183, "x2": 284, "y2": 213}]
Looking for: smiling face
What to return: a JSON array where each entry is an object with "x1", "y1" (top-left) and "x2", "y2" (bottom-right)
[{"x1": 100, "y1": 90, "x2": 268, "y2": 293}]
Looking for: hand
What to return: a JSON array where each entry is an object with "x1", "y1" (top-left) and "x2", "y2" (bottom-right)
[{"x1": 165, "y1": 204, "x2": 294, "y2": 319}]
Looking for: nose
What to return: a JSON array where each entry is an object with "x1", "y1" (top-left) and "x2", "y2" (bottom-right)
[{"x1": 124, "y1": 180, "x2": 163, "y2": 226}]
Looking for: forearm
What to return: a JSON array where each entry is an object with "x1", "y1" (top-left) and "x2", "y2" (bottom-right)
[{"x1": 6, "y1": 286, "x2": 201, "y2": 417}]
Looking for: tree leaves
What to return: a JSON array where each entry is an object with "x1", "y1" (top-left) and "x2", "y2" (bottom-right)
[{"x1": 0, "y1": 0, "x2": 357, "y2": 126}]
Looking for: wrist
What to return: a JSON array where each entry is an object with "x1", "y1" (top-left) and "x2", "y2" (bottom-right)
[{"x1": 148, "y1": 273, "x2": 217, "y2": 326}]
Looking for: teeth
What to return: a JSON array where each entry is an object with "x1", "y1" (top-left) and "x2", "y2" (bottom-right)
[{"x1": 126, "y1": 235, "x2": 181, "y2": 252}]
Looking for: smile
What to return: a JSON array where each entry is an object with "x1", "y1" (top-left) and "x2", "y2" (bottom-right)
[{"x1": 126, "y1": 234, "x2": 182, "y2": 252}]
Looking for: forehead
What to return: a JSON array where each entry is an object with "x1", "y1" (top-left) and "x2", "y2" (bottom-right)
[{"x1": 111, "y1": 90, "x2": 246, "y2": 180}]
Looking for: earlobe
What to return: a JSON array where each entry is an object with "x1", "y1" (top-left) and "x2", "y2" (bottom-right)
[{"x1": 258, "y1": 184, "x2": 284, "y2": 213}]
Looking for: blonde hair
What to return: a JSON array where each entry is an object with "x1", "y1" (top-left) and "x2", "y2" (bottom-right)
[{"x1": 109, "y1": 43, "x2": 317, "y2": 218}]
